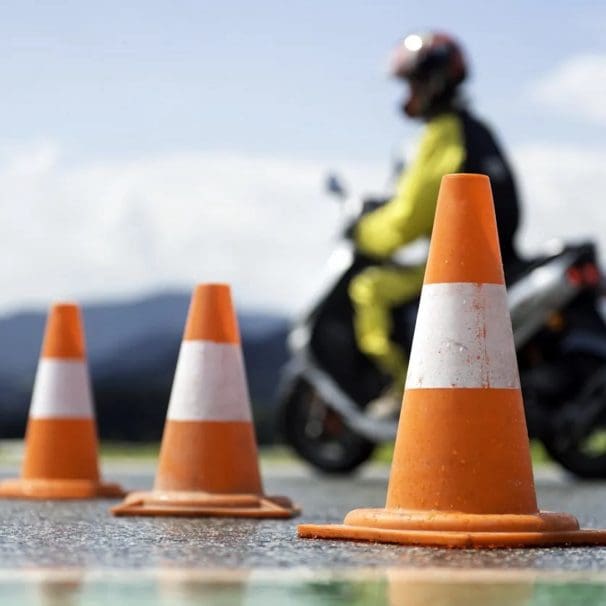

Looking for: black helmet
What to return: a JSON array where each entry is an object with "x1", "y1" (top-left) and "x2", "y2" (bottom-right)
[{"x1": 390, "y1": 32, "x2": 468, "y2": 118}]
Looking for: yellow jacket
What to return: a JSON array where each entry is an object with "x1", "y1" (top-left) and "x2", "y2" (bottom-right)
[{"x1": 355, "y1": 113, "x2": 465, "y2": 258}]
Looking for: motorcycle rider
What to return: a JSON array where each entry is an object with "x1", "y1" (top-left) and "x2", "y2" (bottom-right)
[{"x1": 350, "y1": 31, "x2": 521, "y2": 413}]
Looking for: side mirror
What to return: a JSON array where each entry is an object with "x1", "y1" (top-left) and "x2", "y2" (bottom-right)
[
  {"x1": 391, "y1": 157, "x2": 405, "y2": 182},
  {"x1": 325, "y1": 173, "x2": 347, "y2": 199}
]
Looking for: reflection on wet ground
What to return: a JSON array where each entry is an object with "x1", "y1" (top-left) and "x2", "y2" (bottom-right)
[{"x1": 2, "y1": 569, "x2": 606, "y2": 606}]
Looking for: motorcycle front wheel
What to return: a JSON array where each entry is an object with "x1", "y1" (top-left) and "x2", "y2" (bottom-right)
[{"x1": 280, "y1": 378, "x2": 375, "y2": 474}]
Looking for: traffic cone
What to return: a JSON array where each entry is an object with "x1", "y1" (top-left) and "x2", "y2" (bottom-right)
[
  {"x1": 298, "y1": 173, "x2": 606, "y2": 547},
  {"x1": 112, "y1": 283, "x2": 299, "y2": 517},
  {"x1": 0, "y1": 303, "x2": 124, "y2": 499}
]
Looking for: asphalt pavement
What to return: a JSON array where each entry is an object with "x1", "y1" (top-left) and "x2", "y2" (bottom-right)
[{"x1": 2, "y1": 462, "x2": 606, "y2": 604}]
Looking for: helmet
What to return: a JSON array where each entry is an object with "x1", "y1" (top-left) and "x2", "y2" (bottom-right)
[{"x1": 390, "y1": 32, "x2": 467, "y2": 118}]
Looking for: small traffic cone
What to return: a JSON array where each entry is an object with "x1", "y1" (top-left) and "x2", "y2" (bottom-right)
[
  {"x1": 112, "y1": 283, "x2": 299, "y2": 518},
  {"x1": 0, "y1": 303, "x2": 124, "y2": 499},
  {"x1": 299, "y1": 173, "x2": 606, "y2": 547}
]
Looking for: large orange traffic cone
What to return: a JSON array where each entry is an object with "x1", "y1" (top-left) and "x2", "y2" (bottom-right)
[
  {"x1": 299, "y1": 173, "x2": 606, "y2": 547},
  {"x1": 112, "y1": 283, "x2": 299, "y2": 517},
  {"x1": 0, "y1": 303, "x2": 124, "y2": 499}
]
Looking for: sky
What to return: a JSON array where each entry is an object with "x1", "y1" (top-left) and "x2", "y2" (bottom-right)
[{"x1": 0, "y1": 0, "x2": 605, "y2": 313}]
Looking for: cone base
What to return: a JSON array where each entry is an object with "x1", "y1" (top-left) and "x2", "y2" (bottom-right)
[
  {"x1": 344, "y1": 507, "x2": 580, "y2": 533},
  {"x1": 299, "y1": 505, "x2": 606, "y2": 548},
  {"x1": 111, "y1": 490, "x2": 300, "y2": 518},
  {"x1": 298, "y1": 522, "x2": 606, "y2": 548},
  {"x1": 0, "y1": 478, "x2": 125, "y2": 500}
]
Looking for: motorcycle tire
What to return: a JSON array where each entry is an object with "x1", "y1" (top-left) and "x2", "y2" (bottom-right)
[
  {"x1": 280, "y1": 378, "x2": 375, "y2": 474},
  {"x1": 540, "y1": 353, "x2": 606, "y2": 479},
  {"x1": 542, "y1": 436, "x2": 606, "y2": 479}
]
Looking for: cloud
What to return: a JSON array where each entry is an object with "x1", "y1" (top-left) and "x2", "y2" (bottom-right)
[
  {"x1": 0, "y1": 141, "x2": 384, "y2": 315},
  {"x1": 1, "y1": 138, "x2": 605, "y2": 318},
  {"x1": 532, "y1": 54, "x2": 606, "y2": 125},
  {"x1": 513, "y1": 143, "x2": 606, "y2": 256}
]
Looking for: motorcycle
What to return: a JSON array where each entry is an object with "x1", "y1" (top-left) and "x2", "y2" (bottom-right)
[{"x1": 278, "y1": 175, "x2": 606, "y2": 478}]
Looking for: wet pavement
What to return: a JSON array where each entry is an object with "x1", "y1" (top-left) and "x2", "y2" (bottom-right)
[{"x1": 2, "y1": 463, "x2": 606, "y2": 604}]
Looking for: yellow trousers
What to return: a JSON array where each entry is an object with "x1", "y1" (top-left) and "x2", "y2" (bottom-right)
[{"x1": 349, "y1": 265, "x2": 425, "y2": 390}]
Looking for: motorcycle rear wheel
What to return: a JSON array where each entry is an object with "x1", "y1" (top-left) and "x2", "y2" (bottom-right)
[
  {"x1": 280, "y1": 379, "x2": 375, "y2": 474},
  {"x1": 543, "y1": 433, "x2": 606, "y2": 479},
  {"x1": 541, "y1": 353, "x2": 606, "y2": 479}
]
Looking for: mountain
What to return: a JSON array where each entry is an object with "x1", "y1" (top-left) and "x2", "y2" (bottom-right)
[{"x1": 0, "y1": 292, "x2": 290, "y2": 444}]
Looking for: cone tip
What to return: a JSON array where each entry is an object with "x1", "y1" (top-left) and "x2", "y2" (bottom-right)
[
  {"x1": 439, "y1": 173, "x2": 493, "y2": 202},
  {"x1": 425, "y1": 172, "x2": 504, "y2": 285},
  {"x1": 193, "y1": 283, "x2": 231, "y2": 298},
  {"x1": 42, "y1": 301, "x2": 86, "y2": 359},
  {"x1": 51, "y1": 301, "x2": 79, "y2": 313},
  {"x1": 184, "y1": 283, "x2": 240, "y2": 343},
  {"x1": 442, "y1": 172, "x2": 490, "y2": 183}
]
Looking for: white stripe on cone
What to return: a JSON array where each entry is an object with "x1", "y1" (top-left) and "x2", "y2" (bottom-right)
[
  {"x1": 406, "y1": 282, "x2": 520, "y2": 390},
  {"x1": 29, "y1": 360, "x2": 95, "y2": 418},
  {"x1": 166, "y1": 341, "x2": 252, "y2": 422}
]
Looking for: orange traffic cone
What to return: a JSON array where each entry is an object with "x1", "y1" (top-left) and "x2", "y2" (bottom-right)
[
  {"x1": 299, "y1": 173, "x2": 606, "y2": 547},
  {"x1": 0, "y1": 303, "x2": 124, "y2": 499},
  {"x1": 112, "y1": 283, "x2": 299, "y2": 517}
]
